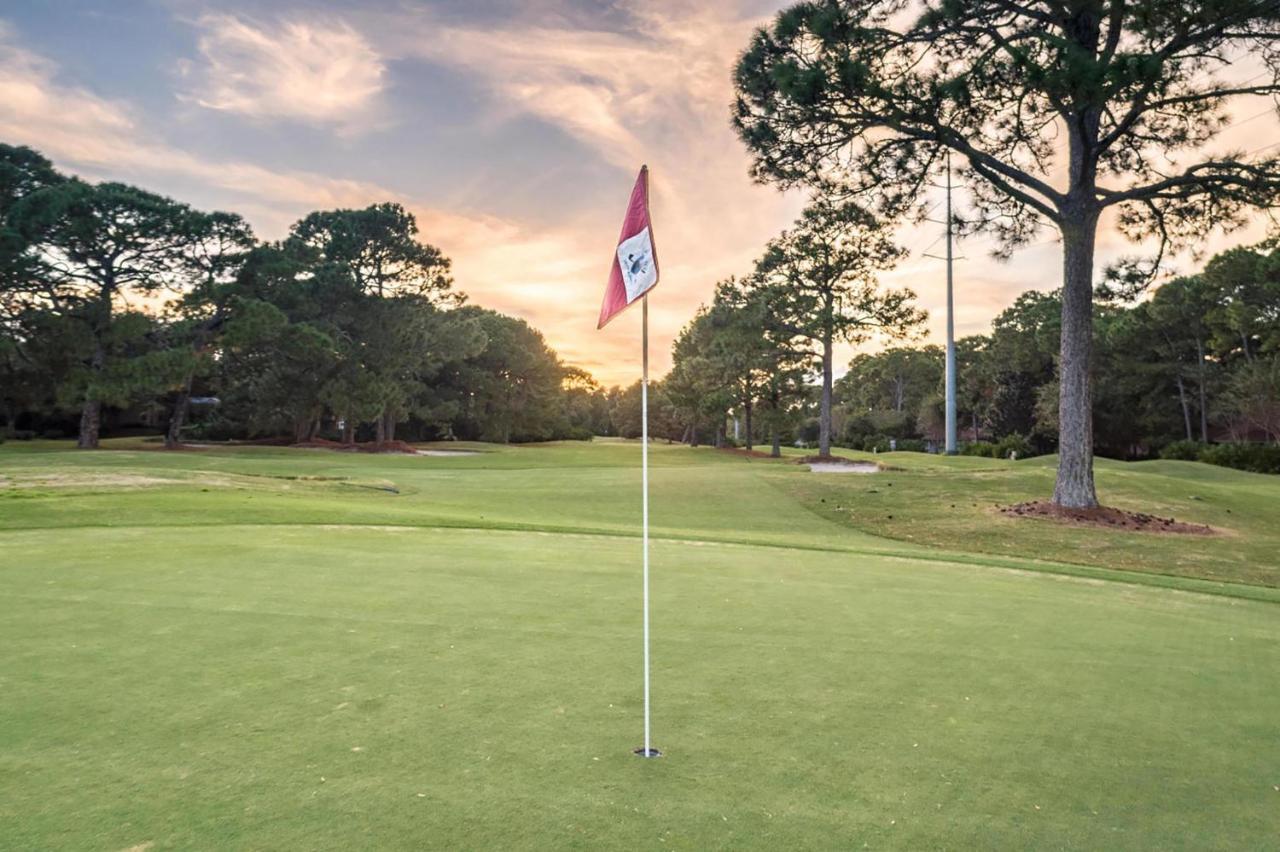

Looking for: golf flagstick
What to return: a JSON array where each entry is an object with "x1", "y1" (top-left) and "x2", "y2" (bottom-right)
[
  {"x1": 594, "y1": 165, "x2": 661, "y2": 758},
  {"x1": 639, "y1": 294, "x2": 655, "y2": 758}
]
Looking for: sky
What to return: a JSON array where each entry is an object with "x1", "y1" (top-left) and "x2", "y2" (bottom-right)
[{"x1": 2, "y1": 1, "x2": 1277, "y2": 386}]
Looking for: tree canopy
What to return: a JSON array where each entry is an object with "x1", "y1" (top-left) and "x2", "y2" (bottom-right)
[{"x1": 0, "y1": 144, "x2": 621, "y2": 448}]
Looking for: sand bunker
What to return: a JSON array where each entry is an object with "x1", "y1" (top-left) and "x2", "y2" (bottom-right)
[
  {"x1": 416, "y1": 449, "x2": 479, "y2": 457},
  {"x1": 808, "y1": 461, "x2": 880, "y2": 474}
]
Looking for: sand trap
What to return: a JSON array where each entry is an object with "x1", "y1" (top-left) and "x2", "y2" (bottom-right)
[
  {"x1": 416, "y1": 449, "x2": 479, "y2": 457},
  {"x1": 808, "y1": 461, "x2": 880, "y2": 474}
]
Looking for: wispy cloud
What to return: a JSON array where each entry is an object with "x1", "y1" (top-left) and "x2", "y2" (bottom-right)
[{"x1": 180, "y1": 13, "x2": 386, "y2": 130}]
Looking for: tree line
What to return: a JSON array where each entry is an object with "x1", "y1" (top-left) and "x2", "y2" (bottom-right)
[
  {"x1": 626, "y1": 198, "x2": 923, "y2": 455},
  {"x1": 645, "y1": 215, "x2": 1278, "y2": 470},
  {"x1": 0, "y1": 143, "x2": 618, "y2": 448},
  {"x1": 846, "y1": 242, "x2": 1280, "y2": 461}
]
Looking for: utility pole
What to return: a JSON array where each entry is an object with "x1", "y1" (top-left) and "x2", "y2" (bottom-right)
[{"x1": 944, "y1": 151, "x2": 958, "y2": 455}]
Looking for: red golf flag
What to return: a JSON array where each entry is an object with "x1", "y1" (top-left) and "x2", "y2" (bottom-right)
[{"x1": 598, "y1": 165, "x2": 659, "y2": 329}]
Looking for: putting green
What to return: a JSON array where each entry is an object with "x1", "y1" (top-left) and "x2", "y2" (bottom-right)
[{"x1": 1, "y1": 440, "x2": 1278, "y2": 848}]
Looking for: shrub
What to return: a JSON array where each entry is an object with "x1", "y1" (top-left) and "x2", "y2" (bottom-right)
[
  {"x1": 993, "y1": 433, "x2": 1035, "y2": 460},
  {"x1": 1198, "y1": 442, "x2": 1280, "y2": 475},
  {"x1": 797, "y1": 419, "x2": 821, "y2": 444},
  {"x1": 961, "y1": 441, "x2": 997, "y2": 457},
  {"x1": 861, "y1": 434, "x2": 892, "y2": 453},
  {"x1": 1159, "y1": 440, "x2": 1207, "y2": 461},
  {"x1": 894, "y1": 438, "x2": 927, "y2": 453}
]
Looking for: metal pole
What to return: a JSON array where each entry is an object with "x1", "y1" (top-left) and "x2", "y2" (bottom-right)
[
  {"x1": 944, "y1": 151, "x2": 958, "y2": 455},
  {"x1": 640, "y1": 295, "x2": 655, "y2": 757}
]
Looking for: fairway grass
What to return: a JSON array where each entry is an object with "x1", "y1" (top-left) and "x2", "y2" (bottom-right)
[{"x1": 2, "y1": 440, "x2": 1279, "y2": 848}]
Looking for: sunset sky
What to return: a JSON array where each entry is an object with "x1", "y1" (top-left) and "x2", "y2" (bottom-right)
[{"x1": 3, "y1": 1, "x2": 1276, "y2": 385}]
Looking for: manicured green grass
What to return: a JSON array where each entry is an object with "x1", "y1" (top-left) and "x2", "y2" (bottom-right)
[
  {"x1": 774, "y1": 447, "x2": 1280, "y2": 590},
  {"x1": 1, "y1": 439, "x2": 1278, "y2": 848}
]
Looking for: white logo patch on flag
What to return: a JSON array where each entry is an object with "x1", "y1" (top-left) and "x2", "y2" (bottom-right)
[{"x1": 616, "y1": 227, "x2": 658, "y2": 304}]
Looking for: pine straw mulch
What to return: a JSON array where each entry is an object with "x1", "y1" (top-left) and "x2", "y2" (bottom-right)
[
  {"x1": 291, "y1": 438, "x2": 421, "y2": 455},
  {"x1": 999, "y1": 501, "x2": 1216, "y2": 535},
  {"x1": 716, "y1": 446, "x2": 779, "y2": 459},
  {"x1": 794, "y1": 454, "x2": 872, "y2": 466}
]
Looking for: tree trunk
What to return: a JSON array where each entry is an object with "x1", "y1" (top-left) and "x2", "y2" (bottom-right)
[
  {"x1": 1175, "y1": 373, "x2": 1193, "y2": 442},
  {"x1": 77, "y1": 323, "x2": 108, "y2": 449},
  {"x1": 690, "y1": 425, "x2": 699, "y2": 447},
  {"x1": 744, "y1": 399, "x2": 754, "y2": 450},
  {"x1": 770, "y1": 424, "x2": 781, "y2": 458},
  {"x1": 819, "y1": 331, "x2": 833, "y2": 457},
  {"x1": 375, "y1": 414, "x2": 386, "y2": 445},
  {"x1": 343, "y1": 418, "x2": 355, "y2": 445},
  {"x1": 972, "y1": 410, "x2": 979, "y2": 443},
  {"x1": 77, "y1": 399, "x2": 101, "y2": 449},
  {"x1": 166, "y1": 355, "x2": 200, "y2": 450},
  {"x1": 165, "y1": 385, "x2": 190, "y2": 449},
  {"x1": 1052, "y1": 217, "x2": 1099, "y2": 509},
  {"x1": 1195, "y1": 338, "x2": 1209, "y2": 443},
  {"x1": 714, "y1": 423, "x2": 725, "y2": 449},
  {"x1": 384, "y1": 412, "x2": 396, "y2": 443},
  {"x1": 77, "y1": 278, "x2": 114, "y2": 450}
]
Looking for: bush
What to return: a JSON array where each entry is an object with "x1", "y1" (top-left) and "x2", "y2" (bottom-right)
[
  {"x1": 861, "y1": 434, "x2": 892, "y2": 453},
  {"x1": 1199, "y1": 442, "x2": 1280, "y2": 475},
  {"x1": 1160, "y1": 440, "x2": 1207, "y2": 461},
  {"x1": 961, "y1": 441, "x2": 998, "y2": 457},
  {"x1": 188, "y1": 418, "x2": 246, "y2": 442},
  {"x1": 993, "y1": 433, "x2": 1035, "y2": 460},
  {"x1": 40, "y1": 428, "x2": 67, "y2": 440},
  {"x1": 894, "y1": 438, "x2": 927, "y2": 453}
]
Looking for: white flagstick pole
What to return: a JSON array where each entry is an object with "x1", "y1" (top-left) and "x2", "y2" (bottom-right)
[{"x1": 640, "y1": 293, "x2": 654, "y2": 757}]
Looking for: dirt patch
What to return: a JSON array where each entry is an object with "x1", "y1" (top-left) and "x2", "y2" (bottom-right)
[
  {"x1": 1000, "y1": 501, "x2": 1216, "y2": 535},
  {"x1": 2, "y1": 472, "x2": 174, "y2": 489}
]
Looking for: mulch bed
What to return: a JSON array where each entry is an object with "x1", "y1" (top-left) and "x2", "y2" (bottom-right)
[
  {"x1": 1000, "y1": 500, "x2": 1215, "y2": 535},
  {"x1": 292, "y1": 438, "x2": 420, "y2": 455},
  {"x1": 793, "y1": 450, "x2": 855, "y2": 465},
  {"x1": 717, "y1": 446, "x2": 778, "y2": 459},
  {"x1": 794, "y1": 454, "x2": 880, "y2": 467}
]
